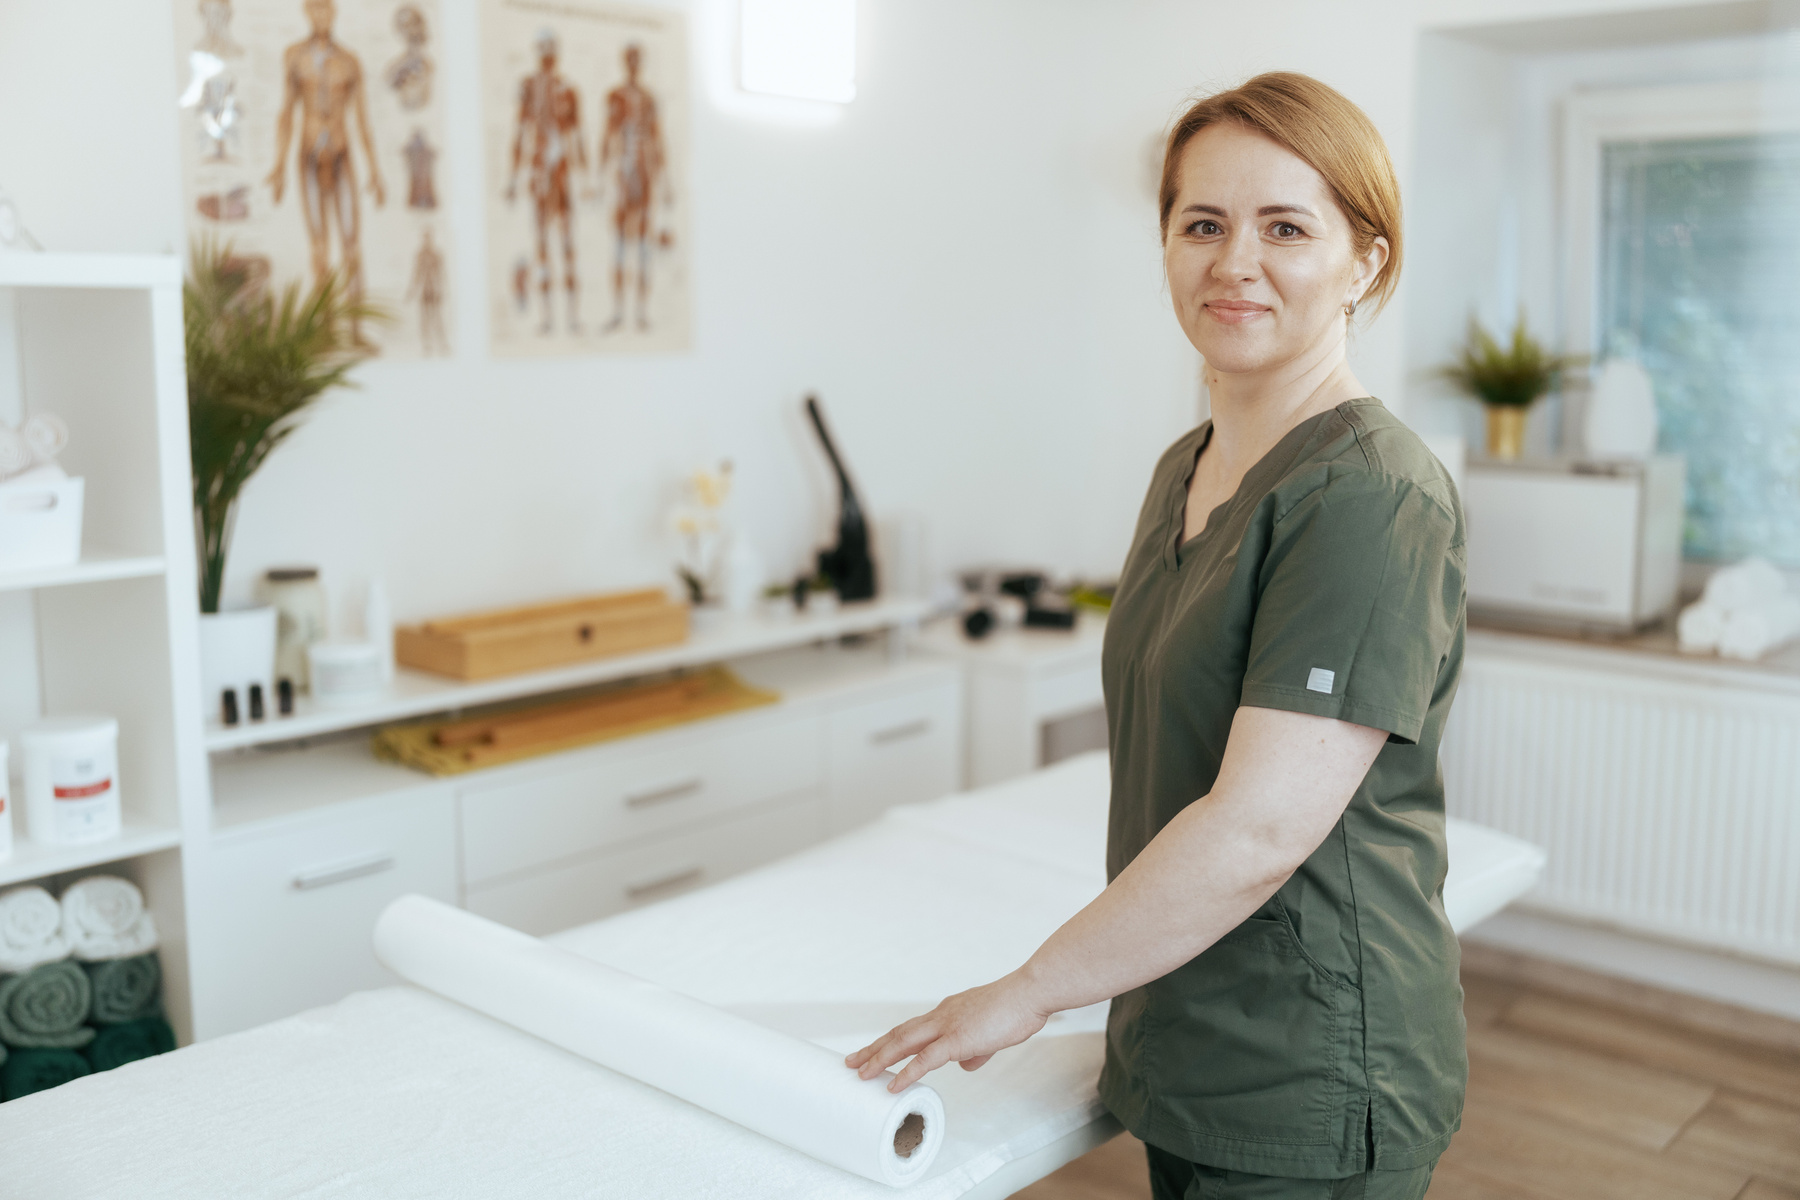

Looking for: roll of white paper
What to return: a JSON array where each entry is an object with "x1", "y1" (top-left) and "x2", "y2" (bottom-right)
[{"x1": 372, "y1": 894, "x2": 945, "y2": 1187}]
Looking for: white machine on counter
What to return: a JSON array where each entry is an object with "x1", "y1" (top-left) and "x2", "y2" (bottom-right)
[{"x1": 1463, "y1": 455, "x2": 1684, "y2": 631}]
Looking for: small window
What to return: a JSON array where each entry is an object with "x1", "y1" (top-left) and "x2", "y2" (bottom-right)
[{"x1": 1596, "y1": 132, "x2": 1800, "y2": 565}]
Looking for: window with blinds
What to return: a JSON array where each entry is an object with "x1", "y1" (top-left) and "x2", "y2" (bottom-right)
[{"x1": 1600, "y1": 134, "x2": 1800, "y2": 565}]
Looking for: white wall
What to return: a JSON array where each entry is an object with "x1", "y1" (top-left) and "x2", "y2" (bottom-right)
[{"x1": 0, "y1": 0, "x2": 1768, "y2": 624}]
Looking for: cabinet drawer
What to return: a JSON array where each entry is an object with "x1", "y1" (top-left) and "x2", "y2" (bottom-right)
[
  {"x1": 195, "y1": 788, "x2": 456, "y2": 1038},
  {"x1": 464, "y1": 792, "x2": 826, "y2": 936},
  {"x1": 827, "y1": 679, "x2": 961, "y2": 833},
  {"x1": 459, "y1": 713, "x2": 823, "y2": 886},
  {"x1": 1032, "y1": 660, "x2": 1104, "y2": 723}
]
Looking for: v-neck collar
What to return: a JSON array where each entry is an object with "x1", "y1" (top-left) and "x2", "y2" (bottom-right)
[{"x1": 1162, "y1": 401, "x2": 1364, "y2": 571}]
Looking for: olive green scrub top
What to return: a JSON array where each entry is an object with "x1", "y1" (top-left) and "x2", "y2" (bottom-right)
[{"x1": 1098, "y1": 398, "x2": 1468, "y2": 1179}]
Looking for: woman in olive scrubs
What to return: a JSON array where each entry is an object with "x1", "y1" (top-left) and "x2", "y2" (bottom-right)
[{"x1": 849, "y1": 72, "x2": 1465, "y2": 1199}]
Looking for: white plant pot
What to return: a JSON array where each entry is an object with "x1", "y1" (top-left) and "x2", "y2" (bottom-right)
[{"x1": 197, "y1": 605, "x2": 277, "y2": 722}]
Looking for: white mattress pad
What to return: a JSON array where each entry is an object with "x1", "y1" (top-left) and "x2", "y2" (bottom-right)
[{"x1": 0, "y1": 753, "x2": 1543, "y2": 1198}]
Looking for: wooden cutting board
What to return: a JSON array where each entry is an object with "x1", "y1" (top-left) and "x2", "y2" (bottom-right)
[{"x1": 394, "y1": 589, "x2": 689, "y2": 680}]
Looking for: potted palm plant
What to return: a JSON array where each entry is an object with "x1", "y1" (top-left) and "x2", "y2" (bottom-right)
[
  {"x1": 186, "y1": 242, "x2": 381, "y2": 712},
  {"x1": 1441, "y1": 313, "x2": 1583, "y2": 460}
]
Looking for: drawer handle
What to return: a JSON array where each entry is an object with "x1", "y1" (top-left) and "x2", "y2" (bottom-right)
[
  {"x1": 625, "y1": 865, "x2": 703, "y2": 901},
  {"x1": 871, "y1": 718, "x2": 930, "y2": 745},
  {"x1": 624, "y1": 776, "x2": 703, "y2": 808},
  {"x1": 292, "y1": 852, "x2": 395, "y2": 891}
]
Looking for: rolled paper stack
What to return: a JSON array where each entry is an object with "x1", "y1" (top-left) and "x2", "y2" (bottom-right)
[
  {"x1": 62, "y1": 877, "x2": 159, "y2": 963},
  {"x1": 0, "y1": 1047, "x2": 91, "y2": 1102},
  {"x1": 0, "y1": 886, "x2": 72, "y2": 974},
  {"x1": 86, "y1": 1018, "x2": 176, "y2": 1073},
  {"x1": 0, "y1": 960, "x2": 95, "y2": 1049}
]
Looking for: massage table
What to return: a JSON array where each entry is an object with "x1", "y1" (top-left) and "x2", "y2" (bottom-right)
[{"x1": 0, "y1": 752, "x2": 1545, "y2": 1199}]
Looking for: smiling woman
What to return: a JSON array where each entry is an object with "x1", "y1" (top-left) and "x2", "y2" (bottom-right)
[{"x1": 848, "y1": 74, "x2": 1465, "y2": 1200}]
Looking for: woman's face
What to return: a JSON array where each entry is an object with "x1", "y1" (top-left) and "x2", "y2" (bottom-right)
[{"x1": 1163, "y1": 122, "x2": 1387, "y2": 379}]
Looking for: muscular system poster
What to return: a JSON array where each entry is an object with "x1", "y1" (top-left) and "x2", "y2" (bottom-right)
[
  {"x1": 173, "y1": 0, "x2": 452, "y2": 358},
  {"x1": 480, "y1": 0, "x2": 690, "y2": 356}
]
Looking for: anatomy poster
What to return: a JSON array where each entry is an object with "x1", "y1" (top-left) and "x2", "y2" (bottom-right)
[
  {"x1": 173, "y1": 0, "x2": 453, "y2": 358},
  {"x1": 481, "y1": 0, "x2": 690, "y2": 356}
]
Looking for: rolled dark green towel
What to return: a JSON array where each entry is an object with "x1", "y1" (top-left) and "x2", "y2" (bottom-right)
[
  {"x1": 83, "y1": 952, "x2": 162, "y2": 1024},
  {"x1": 85, "y1": 1017, "x2": 175, "y2": 1073},
  {"x1": 1, "y1": 1046, "x2": 91, "y2": 1100},
  {"x1": 0, "y1": 960, "x2": 94, "y2": 1049}
]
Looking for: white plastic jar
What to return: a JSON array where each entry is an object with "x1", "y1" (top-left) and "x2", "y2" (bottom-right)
[{"x1": 21, "y1": 716, "x2": 121, "y2": 846}]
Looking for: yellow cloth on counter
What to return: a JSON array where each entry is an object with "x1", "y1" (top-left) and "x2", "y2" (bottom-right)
[{"x1": 373, "y1": 667, "x2": 780, "y2": 777}]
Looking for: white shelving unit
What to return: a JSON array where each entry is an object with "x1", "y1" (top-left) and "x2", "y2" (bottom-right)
[{"x1": 0, "y1": 252, "x2": 208, "y2": 1042}]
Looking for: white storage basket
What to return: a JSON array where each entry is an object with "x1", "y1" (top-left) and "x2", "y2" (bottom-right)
[{"x1": 0, "y1": 474, "x2": 84, "y2": 571}]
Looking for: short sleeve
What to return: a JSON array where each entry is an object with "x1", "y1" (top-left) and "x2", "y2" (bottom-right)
[{"x1": 1238, "y1": 471, "x2": 1463, "y2": 745}]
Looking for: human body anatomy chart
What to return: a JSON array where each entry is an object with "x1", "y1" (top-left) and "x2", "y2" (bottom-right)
[
  {"x1": 481, "y1": 0, "x2": 690, "y2": 356},
  {"x1": 174, "y1": 0, "x2": 454, "y2": 358}
]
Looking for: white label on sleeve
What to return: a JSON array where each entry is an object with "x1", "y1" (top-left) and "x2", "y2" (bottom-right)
[{"x1": 1306, "y1": 668, "x2": 1335, "y2": 694}]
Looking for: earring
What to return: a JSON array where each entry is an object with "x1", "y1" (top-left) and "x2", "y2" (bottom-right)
[{"x1": 1344, "y1": 299, "x2": 1358, "y2": 317}]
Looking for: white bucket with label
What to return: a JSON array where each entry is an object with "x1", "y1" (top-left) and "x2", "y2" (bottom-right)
[{"x1": 21, "y1": 716, "x2": 121, "y2": 846}]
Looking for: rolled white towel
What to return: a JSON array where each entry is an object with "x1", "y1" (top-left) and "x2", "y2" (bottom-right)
[
  {"x1": 1719, "y1": 596, "x2": 1800, "y2": 662},
  {"x1": 1677, "y1": 601, "x2": 1726, "y2": 653},
  {"x1": 0, "y1": 424, "x2": 31, "y2": 479},
  {"x1": 20, "y1": 413, "x2": 69, "y2": 465},
  {"x1": 0, "y1": 885, "x2": 71, "y2": 973},
  {"x1": 61, "y1": 876, "x2": 159, "y2": 963},
  {"x1": 1702, "y1": 557, "x2": 1788, "y2": 613}
]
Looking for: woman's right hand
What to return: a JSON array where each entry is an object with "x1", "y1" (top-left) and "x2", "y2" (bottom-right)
[{"x1": 844, "y1": 971, "x2": 1052, "y2": 1093}]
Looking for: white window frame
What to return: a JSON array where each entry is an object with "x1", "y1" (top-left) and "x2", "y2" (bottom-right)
[{"x1": 1559, "y1": 79, "x2": 1800, "y2": 357}]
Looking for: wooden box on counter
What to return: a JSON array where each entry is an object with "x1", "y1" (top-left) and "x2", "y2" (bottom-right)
[{"x1": 395, "y1": 589, "x2": 690, "y2": 681}]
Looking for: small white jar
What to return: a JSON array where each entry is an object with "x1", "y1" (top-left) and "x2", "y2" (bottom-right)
[
  {"x1": 0, "y1": 740, "x2": 12, "y2": 860},
  {"x1": 21, "y1": 716, "x2": 121, "y2": 847},
  {"x1": 307, "y1": 642, "x2": 385, "y2": 707}
]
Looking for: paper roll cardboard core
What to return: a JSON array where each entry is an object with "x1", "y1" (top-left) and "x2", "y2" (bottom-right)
[{"x1": 893, "y1": 1112, "x2": 926, "y2": 1158}]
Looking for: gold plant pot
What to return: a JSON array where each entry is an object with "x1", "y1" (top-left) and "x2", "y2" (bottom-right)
[{"x1": 1485, "y1": 405, "x2": 1527, "y2": 460}]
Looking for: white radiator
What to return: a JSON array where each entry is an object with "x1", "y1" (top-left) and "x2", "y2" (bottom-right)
[{"x1": 1442, "y1": 652, "x2": 1800, "y2": 966}]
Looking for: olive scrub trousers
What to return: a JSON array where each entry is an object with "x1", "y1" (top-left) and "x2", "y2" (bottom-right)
[{"x1": 1145, "y1": 1142, "x2": 1436, "y2": 1200}]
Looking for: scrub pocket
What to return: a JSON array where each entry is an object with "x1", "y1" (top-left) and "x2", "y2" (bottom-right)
[{"x1": 1148, "y1": 913, "x2": 1360, "y2": 1152}]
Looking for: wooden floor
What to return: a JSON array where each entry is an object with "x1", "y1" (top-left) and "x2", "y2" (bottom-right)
[{"x1": 1013, "y1": 967, "x2": 1800, "y2": 1200}]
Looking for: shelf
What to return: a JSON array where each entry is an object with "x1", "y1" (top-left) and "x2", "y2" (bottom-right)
[
  {"x1": 204, "y1": 596, "x2": 930, "y2": 753},
  {"x1": 1467, "y1": 625, "x2": 1800, "y2": 699},
  {"x1": 916, "y1": 612, "x2": 1107, "y2": 671},
  {"x1": 0, "y1": 821, "x2": 183, "y2": 889},
  {"x1": 0, "y1": 548, "x2": 165, "y2": 594},
  {"x1": 0, "y1": 252, "x2": 181, "y2": 290}
]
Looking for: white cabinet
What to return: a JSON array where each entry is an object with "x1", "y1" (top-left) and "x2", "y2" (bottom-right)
[
  {"x1": 465, "y1": 793, "x2": 826, "y2": 935},
  {"x1": 460, "y1": 714, "x2": 824, "y2": 888},
  {"x1": 190, "y1": 644, "x2": 963, "y2": 1030},
  {"x1": 825, "y1": 675, "x2": 961, "y2": 833},
  {"x1": 190, "y1": 786, "x2": 457, "y2": 1038},
  {"x1": 919, "y1": 618, "x2": 1107, "y2": 787}
]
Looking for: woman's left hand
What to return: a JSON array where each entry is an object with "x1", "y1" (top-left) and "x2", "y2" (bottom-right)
[{"x1": 845, "y1": 972, "x2": 1051, "y2": 1093}]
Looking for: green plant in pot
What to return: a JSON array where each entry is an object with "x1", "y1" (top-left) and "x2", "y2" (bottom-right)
[
  {"x1": 186, "y1": 241, "x2": 382, "y2": 715},
  {"x1": 1440, "y1": 313, "x2": 1583, "y2": 460}
]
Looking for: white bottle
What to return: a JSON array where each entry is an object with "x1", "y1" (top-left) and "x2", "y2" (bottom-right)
[
  {"x1": 1584, "y1": 358, "x2": 1658, "y2": 459},
  {"x1": 21, "y1": 716, "x2": 121, "y2": 846},
  {"x1": 0, "y1": 740, "x2": 12, "y2": 860},
  {"x1": 364, "y1": 577, "x2": 395, "y2": 684}
]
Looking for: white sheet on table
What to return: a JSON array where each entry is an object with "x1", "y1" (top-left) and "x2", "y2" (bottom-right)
[
  {"x1": 885, "y1": 752, "x2": 1111, "y2": 886},
  {"x1": 0, "y1": 820, "x2": 1108, "y2": 1200}
]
